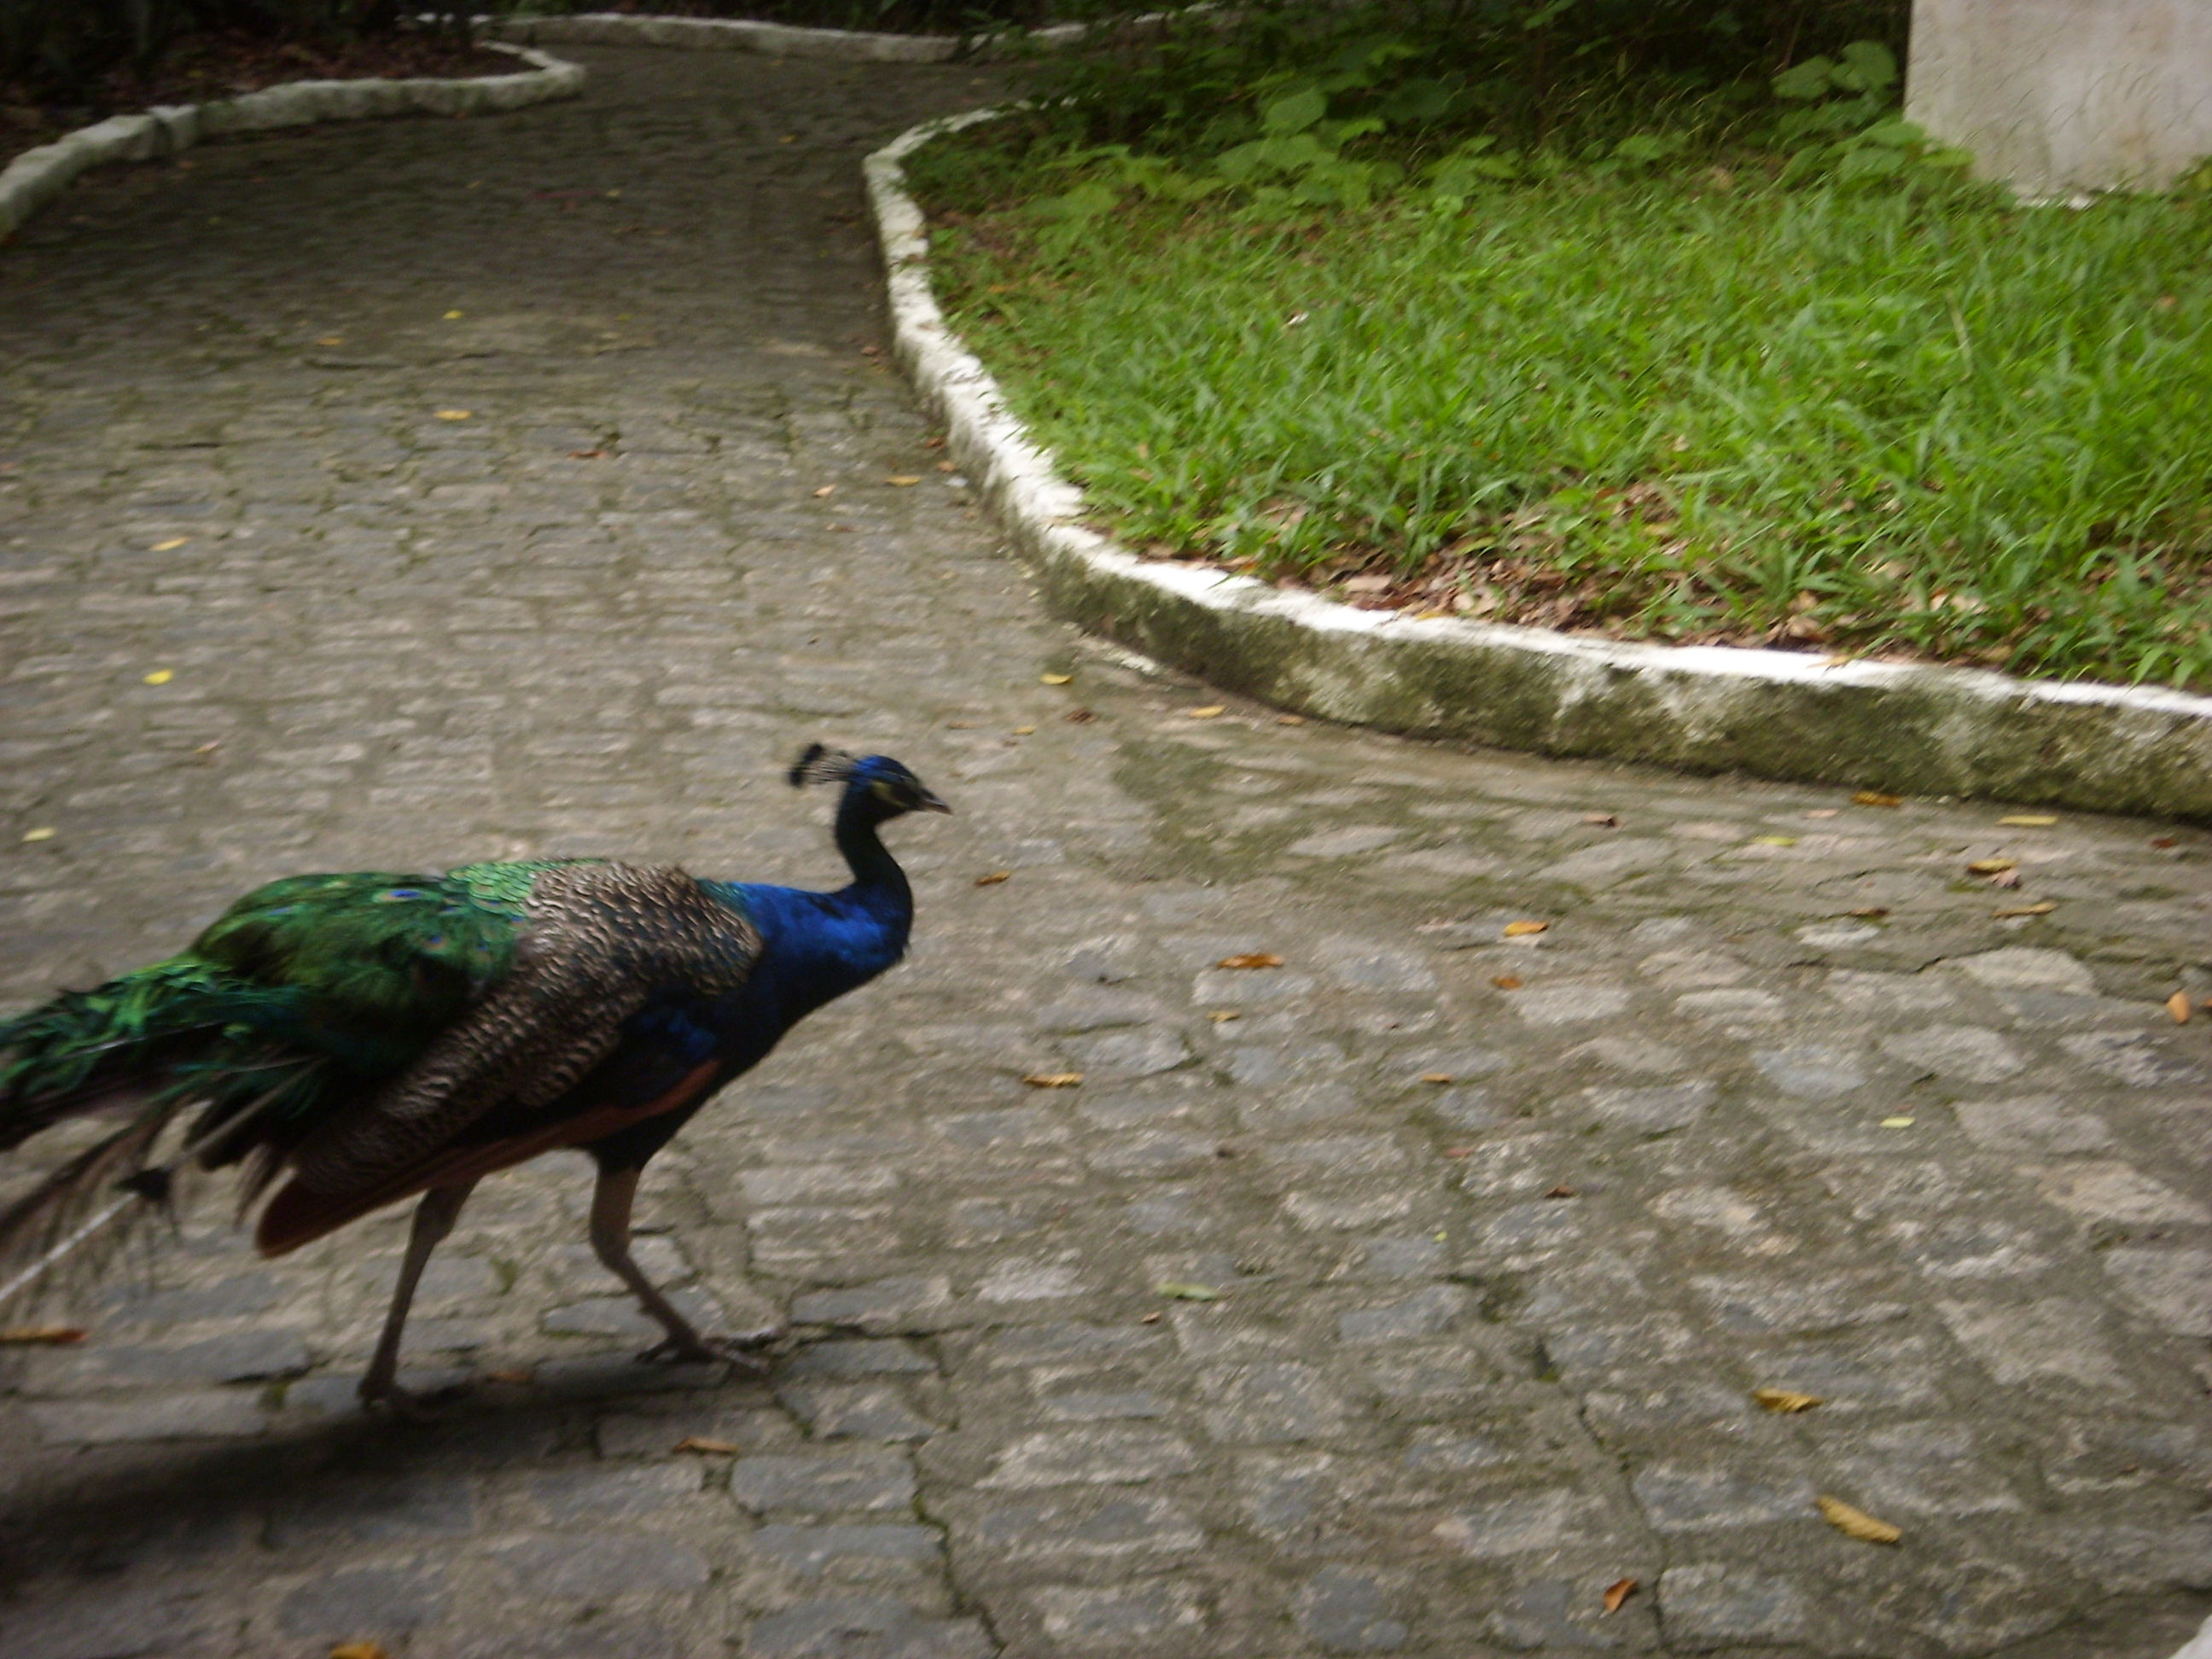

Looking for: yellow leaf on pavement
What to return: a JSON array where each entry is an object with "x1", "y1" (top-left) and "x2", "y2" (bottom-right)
[
  {"x1": 434, "y1": 410, "x2": 471, "y2": 422},
  {"x1": 974, "y1": 870, "x2": 1011, "y2": 887},
  {"x1": 20, "y1": 828, "x2": 55, "y2": 842},
  {"x1": 1156, "y1": 1281, "x2": 1221, "y2": 1301},
  {"x1": 1966, "y1": 858, "x2": 2017, "y2": 875},
  {"x1": 1993, "y1": 902, "x2": 2055, "y2": 918},
  {"x1": 2000, "y1": 814, "x2": 2058, "y2": 826},
  {"x1": 1040, "y1": 672, "x2": 1074, "y2": 684},
  {"x1": 1216, "y1": 952, "x2": 1283, "y2": 969},
  {"x1": 2168, "y1": 991, "x2": 2193, "y2": 1024},
  {"x1": 330, "y1": 1644, "x2": 391, "y2": 1659},
  {"x1": 1818, "y1": 1495, "x2": 1901, "y2": 1544},
  {"x1": 1023, "y1": 1072, "x2": 1083, "y2": 1088},
  {"x1": 1602, "y1": 1578, "x2": 1638, "y2": 1613},
  {"x1": 150, "y1": 537, "x2": 189, "y2": 551},
  {"x1": 1753, "y1": 1387, "x2": 1824, "y2": 1413},
  {"x1": 887, "y1": 475, "x2": 921, "y2": 486},
  {"x1": 1751, "y1": 835, "x2": 1798, "y2": 847},
  {"x1": 1851, "y1": 791, "x2": 1901, "y2": 807},
  {"x1": 442, "y1": 309, "x2": 463, "y2": 319},
  {"x1": 143, "y1": 668, "x2": 173, "y2": 685},
  {"x1": 1185, "y1": 705, "x2": 1225, "y2": 719},
  {"x1": 1502, "y1": 920, "x2": 1550, "y2": 937},
  {"x1": 0, "y1": 1325, "x2": 86, "y2": 1345}
]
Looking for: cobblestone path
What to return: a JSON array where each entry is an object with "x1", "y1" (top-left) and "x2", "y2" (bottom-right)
[{"x1": 3, "y1": 44, "x2": 2212, "y2": 1659}]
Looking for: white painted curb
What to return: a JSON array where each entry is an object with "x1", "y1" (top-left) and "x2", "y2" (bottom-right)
[
  {"x1": 0, "y1": 43, "x2": 585, "y2": 245},
  {"x1": 867, "y1": 108, "x2": 2212, "y2": 821},
  {"x1": 494, "y1": 8, "x2": 1187, "y2": 62}
]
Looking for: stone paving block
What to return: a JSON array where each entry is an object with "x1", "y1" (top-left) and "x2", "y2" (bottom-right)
[
  {"x1": 486, "y1": 1530, "x2": 713, "y2": 1600},
  {"x1": 276, "y1": 1557, "x2": 451, "y2": 1639},
  {"x1": 731, "y1": 1450, "x2": 918, "y2": 1516}
]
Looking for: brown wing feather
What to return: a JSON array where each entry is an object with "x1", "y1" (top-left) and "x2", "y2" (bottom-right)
[{"x1": 253, "y1": 864, "x2": 757, "y2": 1251}]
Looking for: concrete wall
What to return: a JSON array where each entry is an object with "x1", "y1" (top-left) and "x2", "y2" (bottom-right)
[{"x1": 1906, "y1": 0, "x2": 2212, "y2": 194}]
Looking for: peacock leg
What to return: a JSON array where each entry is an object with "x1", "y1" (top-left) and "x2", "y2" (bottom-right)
[
  {"x1": 588, "y1": 1163, "x2": 771, "y2": 1371},
  {"x1": 358, "y1": 1179, "x2": 476, "y2": 1410}
]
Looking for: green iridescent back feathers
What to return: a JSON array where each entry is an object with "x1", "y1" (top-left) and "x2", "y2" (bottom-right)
[{"x1": 0, "y1": 862, "x2": 599, "y2": 1176}]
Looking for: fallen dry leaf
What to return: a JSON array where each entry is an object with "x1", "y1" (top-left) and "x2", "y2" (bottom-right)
[
  {"x1": 1023, "y1": 1072, "x2": 1084, "y2": 1089},
  {"x1": 1185, "y1": 705, "x2": 1226, "y2": 719},
  {"x1": 1502, "y1": 921, "x2": 1550, "y2": 938},
  {"x1": 1155, "y1": 1281, "x2": 1221, "y2": 1301},
  {"x1": 150, "y1": 537, "x2": 189, "y2": 552},
  {"x1": 2152, "y1": 835, "x2": 2180, "y2": 849},
  {"x1": 1217, "y1": 952, "x2": 1284, "y2": 969},
  {"x1": 2000, "y1": 814, "x2": 2058, "y2": 827},
  {"x1": 330, "y1": 1644, "x2": 391, "y2": 1659},
  {"x1": 1207, "y1": 1010, "x2": 1240, "y2": 1023},
  {"x1": 812, "y1": 485, "x2": 835, "y2": 498},
  {"x1": 1851, "y1": 790, "x2": 1902, "y2": 807},
  {"x1": 1441, "y1": 1146, "x2": 1474, "y2": 1157},
  {"x1": 1010, "y1": 725, "x2": 1036, "y2": 736},
  {"x1": 315, "y1": 335, "x2": 344, "y2": 346},
  {"x1": 887, "y1": 475, "x2": 921, "y2": 486},
  {"x1": 1880, "y1": 1115, "x2": 1917, "y2": 1128},
  {"x1": 1064, "y1": 708, "x2": 1097, "y2": 724},
  {"x1": 1993, "y1": 901, "x2": 2056, "y2": 918},
  {"x1": 1491, "y1": 975, "x2": 1522, "y2": 990},
  {"x1": 568, "y1": 447, "x2": 606, "y2": 459},
  {"x1": 442, "y1": 309, "x2": 463, "y2": 319},
  {"x1": 1420, "y1": 1072, "x2": 1455, "y2": 1086},
  {"x1": 1817, "y1": 1495, "x2": 1902, "y2": 1544},
  {"x1": 1276, "y1": 713, "x2": 1306, "y2": 725},
  {"x1": 2168, "y1": 991, "x2": 2194, "y2": 1024},
  {"x1": 20, "y1": 827, "x2": 55, "y2": 843},
  {"x1": 1753, "y1": 1387, "x2": 1824, "y2": 1413},
  {"x1": 1139, "y1": 1310, "x2": 1162, "y2": 1324},
  {"x1": 1544, "y1": 1184, "x2": 1577, "y2": 1199},
  {"x1": 1039, "y1": 672, "x2": 1074, "y2": 685},
  {"x1": 1849, "y1": 905, "x2": 1890, "y2": 919},
  {"x1": 1965, "y1": 858, "x2": 2017, "y2": 876},
  {"x1": 1750, "y1": 834, "x2": 1799, "y2": 847},
  {"x1": 1803, "y1": 807, "x2": 1838, "y2": 818},
  {"x1": 974, "y1": 870, "x2": 1012, "y2": 887},
  {"x1": 0, "y1": 1325, "x2": 86, "y2": 1345},
  {"x1": 143, "y1": 669, "x2": 173, "y2": 685},
  {"x1": 674, "y1": 1436, "x2": 744, "y2": 1455},
  {"x1": 1602, "y1": 1578, "x2": 1638, "y2": 1614},
  {"x1": 1583, "y1": 812, "x2": 1618, "y2": 826},
  {"x1": 434, "y1": 409, "x2": 471, "y2": 422}
]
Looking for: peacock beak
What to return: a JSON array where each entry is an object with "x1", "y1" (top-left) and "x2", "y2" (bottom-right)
[{"x1": 917, "y1": 789, "x2": 953, "y2": 815}]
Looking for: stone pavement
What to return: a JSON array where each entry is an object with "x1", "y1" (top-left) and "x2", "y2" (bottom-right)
[{"x1": 3, "y1": 42, "x2": 2211, "y2": 1659}]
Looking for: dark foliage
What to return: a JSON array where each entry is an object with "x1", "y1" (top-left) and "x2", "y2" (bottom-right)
[
  {"x1": 1025, "y1": 0, "x2": 1912, "y2": 156},
  {"x1": 0, "y1": 0, "x2": 477, "y2": 105}
]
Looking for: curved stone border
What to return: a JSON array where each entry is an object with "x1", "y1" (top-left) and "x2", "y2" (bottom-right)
[
  {"x1": 868, "y1": 109, "x2": 2212, "y2": 821},
  {"x1": 495, "y1": 8, "x2": 1188, "y2": 63},
  {"x1": 0, "y1": 43, "x2": 584, "y2": 245}
]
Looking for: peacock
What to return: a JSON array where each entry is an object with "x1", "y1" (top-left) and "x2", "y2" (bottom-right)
[{"x1": 0, "y1": 744, "x2": 948, "y2": 1407}]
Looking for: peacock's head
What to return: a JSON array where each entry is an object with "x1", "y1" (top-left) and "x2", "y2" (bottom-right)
[{"x1": 789, "y1": 742, "x2": 952, "y2": 819}]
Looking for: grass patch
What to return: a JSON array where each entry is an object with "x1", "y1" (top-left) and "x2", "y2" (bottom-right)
[{"x1": 917, "y1": 137, "x2": 2212, "y2": 689}]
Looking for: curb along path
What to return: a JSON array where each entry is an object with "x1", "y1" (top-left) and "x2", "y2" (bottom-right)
[
  {"x1": 0, "y1": 44, "x2": 583, "y2": 245},
  {"x1": 0, "y1": 36, "x2": 2210, "y2": 1659},
  {"x1": 869, "y1": 112, "x2": 2212, "y2": 824}
]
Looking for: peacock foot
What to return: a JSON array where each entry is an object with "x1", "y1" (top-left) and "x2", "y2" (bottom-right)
[{"x1": 637, "y1": 1325, "x2": 781, "y2": 1373}]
